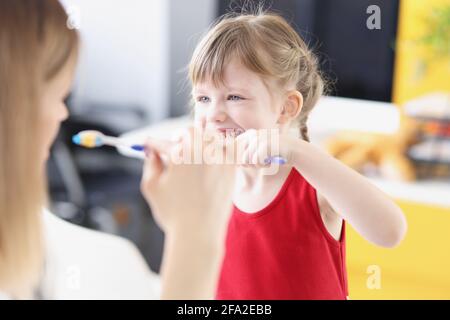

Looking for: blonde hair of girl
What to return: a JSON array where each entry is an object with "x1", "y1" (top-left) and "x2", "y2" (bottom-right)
[
  {"x1": 0, "y1": 0, "x2": 79, "y2": 298},
  {"x1": 189, "y1": 9, "x2": 326, "y2": 141}
]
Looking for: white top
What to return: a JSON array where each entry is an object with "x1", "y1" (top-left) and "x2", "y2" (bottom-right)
[{"x1": 1, "y1": 210, "x2": 161, "y2": 300}]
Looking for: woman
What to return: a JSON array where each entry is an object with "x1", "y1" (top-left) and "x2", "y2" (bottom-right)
[{"x1": 0, "y1": 0, "x2": 235, "y2": 299}]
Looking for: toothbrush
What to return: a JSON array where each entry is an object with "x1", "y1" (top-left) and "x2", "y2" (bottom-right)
[
  {"x1": 72, "y1": 130, "x2": 145, "y2": 152},
  {"x1": 72, "y1": 129, "x2": 287, "y2": 165}
]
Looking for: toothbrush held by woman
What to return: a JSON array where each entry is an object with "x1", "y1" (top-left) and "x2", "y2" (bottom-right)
[
  {"x1": 72, "y1": 130, "x2": 145, "y2": 152},
  {"x1": 72, "y1": 130, "x2": 287, "y2": 165}
]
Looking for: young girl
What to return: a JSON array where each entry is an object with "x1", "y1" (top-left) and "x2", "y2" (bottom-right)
[{"x1": 188, "y1": 11, "x2": 407, "y2": 300}]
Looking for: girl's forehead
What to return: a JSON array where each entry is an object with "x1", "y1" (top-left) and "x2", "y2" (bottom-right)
[
  {"x1": 194, "y1": 66, "x2": 268, "y2": 92},
  {"x1": 194, "y1": 81, "x2": 250, "y2": 92},
  {"x1": 196, "y1": 57, "x2": 258, "y2": 83}
]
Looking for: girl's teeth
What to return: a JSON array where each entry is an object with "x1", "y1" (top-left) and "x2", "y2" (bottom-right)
[{"x1": 226, "y1": 129, "x2": 244, "y2": 137}]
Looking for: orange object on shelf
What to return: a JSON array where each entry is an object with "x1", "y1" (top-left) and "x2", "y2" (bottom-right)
[{"x1": 423, "y1": 121, "x2": 450, "y2": 137}]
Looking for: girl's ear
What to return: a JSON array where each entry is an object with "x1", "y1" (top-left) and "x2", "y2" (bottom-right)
[{"x1": 278, "y1": 90, "x2": 303, "y2": 124}]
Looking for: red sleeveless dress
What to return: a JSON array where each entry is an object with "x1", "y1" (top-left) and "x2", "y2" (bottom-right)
[{"x1": 216, "y1": 168, "x2": 348, "y2": 300}]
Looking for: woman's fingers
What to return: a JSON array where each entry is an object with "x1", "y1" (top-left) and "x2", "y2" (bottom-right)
[
  {"x1": 144, "y1": 137, "x2": 175, "y2": 157},
  {"x1": 141, "y1": 149, "x2": 164, "y2": 195},
  {"x1": 144, "y1": 126, "x2": 257, "y2": 167},
  {"x1": 194, "y1": 118, "x2": 206, "y2": 131}
]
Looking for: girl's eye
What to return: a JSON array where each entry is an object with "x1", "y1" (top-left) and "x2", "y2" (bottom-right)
[
  {"x1": 197, "y1": 96, "x2": 210, "y2": 103},
  {"x1": 228, "y1": 95, "x2": 244, "y2": 101}
]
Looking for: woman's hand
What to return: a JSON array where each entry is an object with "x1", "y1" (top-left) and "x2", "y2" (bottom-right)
[
  {"x1": 140, "y1": 127, "x2": 236, "y2": 239},
  {"x1": 140, "y1": 126, "x2": 237, "y2": 299}
]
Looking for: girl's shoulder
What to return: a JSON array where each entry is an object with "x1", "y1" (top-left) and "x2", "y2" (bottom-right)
[{"x1": 289, "y1": 169, "x2": 344, "y2": 242}]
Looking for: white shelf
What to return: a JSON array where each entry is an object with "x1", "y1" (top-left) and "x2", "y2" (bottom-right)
[{"x1": 368, "y1": 177, "x2": 450, "y2": 208}]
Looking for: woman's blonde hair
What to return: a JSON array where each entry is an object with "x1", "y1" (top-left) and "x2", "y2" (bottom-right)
[
  {"x1": 189, "y1": 10, "x2": 325, "y2": 141},
  {"x1": 0, "y1": 0, "x2": 79, "y2": 298}
]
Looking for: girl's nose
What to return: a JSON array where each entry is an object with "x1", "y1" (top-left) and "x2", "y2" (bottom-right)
[{"x1": 207, "y1": 102, "x2": 227, "y2": 123}]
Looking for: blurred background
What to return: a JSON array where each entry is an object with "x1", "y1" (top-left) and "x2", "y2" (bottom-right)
[{"x1": 51, "y1": 0, "x2": 450, "y2": 299}]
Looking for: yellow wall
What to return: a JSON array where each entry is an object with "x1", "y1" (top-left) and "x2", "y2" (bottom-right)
[
  {"x1": 353, "y1": 0, "x2": 450, "y2": 300},
  {"x1": 392, "y1": 0, "x2": 450, "y2": 105},
  {"x1": 347, "y1": 200, "x2": 450, "y2": 299}
]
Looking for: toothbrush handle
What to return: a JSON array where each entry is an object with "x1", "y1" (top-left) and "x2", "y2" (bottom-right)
[{"x1": 128, "y1": 144, "x2": 285, "y2": 163}]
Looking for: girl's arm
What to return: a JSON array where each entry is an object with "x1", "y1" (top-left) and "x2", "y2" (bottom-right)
[{"x1": 289, "y1": 138, "x2": 407, "y2": 248}]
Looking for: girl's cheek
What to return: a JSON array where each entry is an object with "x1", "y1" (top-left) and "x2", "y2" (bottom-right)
[
  {"x1": 230, "y1": 109, "x2": 256, "y2": 129},
  {"x1": 194, "y1": 109, "x2": 202, "y2": 121},
  {"x1": 194, "y1": 111, "x2": 207, "y2": 129},
  {"x1": 196, "y1": 118, "x2": 207, "y2": 130}
]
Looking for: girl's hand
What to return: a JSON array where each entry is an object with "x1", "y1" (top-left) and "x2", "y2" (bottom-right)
[{"x1": 234, "y1": 129, "x2": 298, "y2": 167}]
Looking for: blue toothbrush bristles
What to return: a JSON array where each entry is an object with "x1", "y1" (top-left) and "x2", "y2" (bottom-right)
[
  {"x1": 264, "y1": 156, "x2": 287, "y2": 165},
  {"x1": 131, "y1": 145, "x2": 145, "y2": 152}
]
